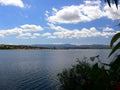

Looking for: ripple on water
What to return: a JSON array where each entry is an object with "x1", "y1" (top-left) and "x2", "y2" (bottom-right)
[{"x1": 15, "y1": 70, "x2": 59, "y2": 90}]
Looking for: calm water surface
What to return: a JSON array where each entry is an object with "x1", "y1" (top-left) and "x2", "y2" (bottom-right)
[{"x1": 0, "y1": 49, "x2": 111, "y2": 90}]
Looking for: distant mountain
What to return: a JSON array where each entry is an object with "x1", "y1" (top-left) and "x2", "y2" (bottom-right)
[
  {"x1": 32, "y1": 44, "x2": 111, "y2": 49},
  {"x1": 0, "y1": 44, "x2": 110, "y2": 50},
  {"x1": 76, "y1": 44, "x2": 110, "y2": 49},
  {"x1": 32, "y1": 44, "x2": 76, "y2": 49},
  {"x1": 0, "y1": 44, "x2": 49, "y2": 49}
]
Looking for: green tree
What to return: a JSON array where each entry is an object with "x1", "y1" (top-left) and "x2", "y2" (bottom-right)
[
  {"x1": 104, "y1": 0, "x2": 119, "y2": 8},
  {"x1": 109, "y1": 33, "x2": 120, "y2": 56}
]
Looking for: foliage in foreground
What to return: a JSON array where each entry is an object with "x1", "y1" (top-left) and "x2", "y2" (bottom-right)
[
  {"x1": 104, "y1": 0, "x2": 120, "y2": 57},
  {"x1": 57, "y1": 1, "x2": 120, "y2": 89},
  {"x1": 57, "y1": 56, "x2": 120, "y2": 90},
  {"x1": 109, "y1": 32, "x2": 120, "y2": 57}
]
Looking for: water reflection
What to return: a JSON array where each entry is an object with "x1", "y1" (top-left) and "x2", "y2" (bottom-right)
[{"x1": 0, "y1": 50, "x2": 110, "y2": 90}]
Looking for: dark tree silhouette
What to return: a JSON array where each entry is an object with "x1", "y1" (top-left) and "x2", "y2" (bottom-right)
[{"x1": 104, "y1": 0, "x2": 119, "y2": 8}]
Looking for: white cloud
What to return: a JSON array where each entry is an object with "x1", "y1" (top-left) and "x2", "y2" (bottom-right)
[
  {"x1": 0, "y1": 0, "x2": 25, "y2": 8},
  {"x1": 42, "y1": 32, "x2": 51, "y2": 37},
  {"x1": 47, "y1": 24, "x2": 116, "y2": 39},
  {"x1": 0, "y1": 24, "x2": 116, "y2": 39},
  {"x1": 31, "y1": 33, "x2": 40, "y2": 39},
  {"x1": 0, "y1": 24, "x2": 43, "y2": 39},
  {"x1": 104, "y1": 4, "x2": 120, "y2": 20},
  {"x1": 17, "y1": 33, "x2": 32, "y2": 39},
  {"x1": 46, "y1": 1, "x2": 120, "y2": 24},
  {"x1": 103, "y1": 27, "x2": 114, "y2": 32},
  {"x1": 33, "y1": 33, "x2": 40, "y2": 37},
  {"x1": 48, "y1": 23, "x2": 69, "y2": 32},
  {"x1": 46, "y1": 1, "x2": 103, "y2": 24},
  {"x1": 41, "y1": 32, "x2": 56, "y2": 38},
  {"x1": 17, "y1": 33, "x2": 40, "y2": 39},
  {"x1": 17, "y1": 33, "x2": 41, "y2": 39},
  {"x1": 20, "y1": 24, "x2": 43, "y2": 32},
  {"x1": 85, "y1": 0, "x2": 101, "y2": 5}
]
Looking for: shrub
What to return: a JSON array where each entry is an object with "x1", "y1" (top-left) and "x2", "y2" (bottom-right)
[{"x1": 57, "y1": 56, "x2": 120, "y2": 90}]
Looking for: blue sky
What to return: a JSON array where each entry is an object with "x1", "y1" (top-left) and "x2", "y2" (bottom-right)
[{"x1": 0, "y1": 0, "x2": 119, "y2": 45}]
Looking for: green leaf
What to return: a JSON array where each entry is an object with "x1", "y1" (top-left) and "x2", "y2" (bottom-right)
[
  {"x1": 114, "y1": 0, "x2": 119, "y2": 8},
  {"x1": 110, "y1": 33, "x2": 120, "y2": 47},
  {"x1": 107, "y1": 0, "x2": 111, "y2": 7},
  {"x1": 105, "y1": 0, "x2": 119, "y2": 8},
  {"x1": 109, "y1": 41, "x2": 120, "y2": 57}
]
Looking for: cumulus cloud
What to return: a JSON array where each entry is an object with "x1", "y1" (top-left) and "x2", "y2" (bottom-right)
[
  {"x1": 104, "y1": 4, "x2": 120, "y2": 20},
  {"x1": 47, "y1": 24, "x2": 116, "y2": 39},
  {"x1": 42, "y1": 32, "x2": 57, "y2": 38},
  {"x1": 46, "y1": 1, "x2": 103, "y2": 24},
  {"x1": 103, "y1": 27, "x2": 114, "y2": 32},
  {"x1": 0, "y1": 24, "x2": 43, "y2": 39},
  {"x1": 17, "y1": 33, "x2": 40, "y2": 39},
  {"x1": 17, "y1": 33, "x2": 32, "y2": 39},
  {"x1": 20, "y1": 24, "x2": 43, "y2": 32},
  {"x1": 46, "y1": 1, "x2": 120, "y2": 24},
  {"x1": 0, "y1": 0, "x2": 25, "y2": 8},
  {"x1": 42, "y1": 32, "x2": 51, "y2": 37},
  {"x1": 31, "y1": 33, "x2": 40, "y2": 39},
  {"x1": 1, "y1": 24, "x2": 116, "y2": 39}
]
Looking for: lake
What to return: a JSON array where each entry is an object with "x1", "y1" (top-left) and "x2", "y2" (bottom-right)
[{"x1": 0, "y1": 49, "x2": 112, "y2": 90}]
